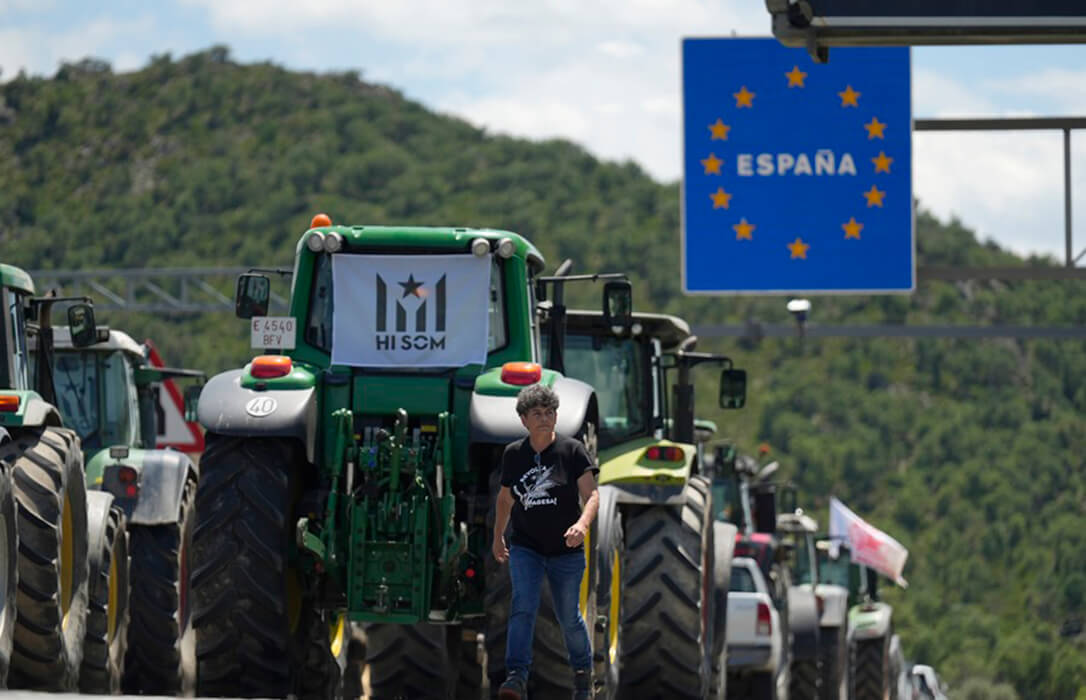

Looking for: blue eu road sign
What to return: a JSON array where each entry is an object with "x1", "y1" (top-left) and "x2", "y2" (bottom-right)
[{"x1": 681, "y1": 37, "x2": 913, "y2": 294}]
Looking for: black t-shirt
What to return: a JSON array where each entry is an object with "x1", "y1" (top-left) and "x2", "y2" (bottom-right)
[{"x1": 500, "y1": 434, "x2": 598, "y2": 556}]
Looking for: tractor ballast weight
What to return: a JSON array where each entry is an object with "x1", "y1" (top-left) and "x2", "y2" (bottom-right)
[{"x1": 192, "y1": 223, "x2": 608, "y2": 697}]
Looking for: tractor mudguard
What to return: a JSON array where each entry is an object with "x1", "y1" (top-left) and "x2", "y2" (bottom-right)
[
  {"x1": 849, "y1": 601, "x2": 893, "y2": 642},
  {"x1": 86, "y1": 490, "x2": 119, "y2": 559},
  {"x1": 469, "y1": 375, "x2": 594, "y2": 444},
  {"x1": 196, "y1": 369, "x2": 317, "y2": 463},
  {"x1": 2, "y1": 392, "x2": 62, "y2": 428},
  {"x1": 124, "y1": 450, "x2": 197, "y2": 527},
  {"x1": 815, "y1": 583, "x2": 851, "y2": 627},
  {"x1": 788, "y1": 586, "x2": 821, "y2": 662}
]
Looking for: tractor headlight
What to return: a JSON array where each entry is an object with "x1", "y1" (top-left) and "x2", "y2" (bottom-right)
[
  {"x1": 496, "y1": 237, "x2": 515, "y2": 259},
  {"x1": 471, "y1": 237, "x2": 491, "y2": 257},
  {"x1": 323, "y1": 232, "x2": 344, "y2": 253},
  {"x1": 306, "y1": 232, "x2": 326, "y2": 253}
]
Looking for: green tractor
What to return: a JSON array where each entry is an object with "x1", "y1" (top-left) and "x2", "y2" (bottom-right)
[
  {"x1": 191, "y1": 218, "x2": 619, "y2": 698},
  {"x1": 0, "y1": 264, "x2": 129, "y2": 692},
  {"x1": 816, "y1": 539, "x2": 902, "y2": 700},
  {"x1": 39, "y1": 327, "x2": 205, "y2": 694},
  {"x1": 553, "y1": 308, "x2": 746, "y2": 699}
]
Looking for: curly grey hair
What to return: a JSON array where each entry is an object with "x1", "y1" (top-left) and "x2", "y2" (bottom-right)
[{"x1": 515, "y1": 384, "x2": 560, "y2": 416}]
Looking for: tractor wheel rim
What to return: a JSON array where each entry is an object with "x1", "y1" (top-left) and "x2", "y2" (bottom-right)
[
  {"x1": 609, "y1": 546, "x2": 620, "y2": 666},
  {"x1": 61, "y1": 490, "x2": 74, "y2": 626}
]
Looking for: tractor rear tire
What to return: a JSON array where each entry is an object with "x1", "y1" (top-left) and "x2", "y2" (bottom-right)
[
  {"x1": 593, "y1": 488, "x2": 622, "y2": 699},
  {"x1": 0, "y1": 462, "x2": 19, "y2": 688},
  {"x1": 123, "y1": 477, "x2": 196, "y2": 695},
  {"x1": 851, "y1": 634, "x2": 891, "y2": 700},
  {"x1": 80, "y1": 503, "x2": 129, "y2": 694},
  {"x1": 790, "y1": 658, "x2": 821, "y2": 700},
  {"x1": 819, "y1": 624, "x2": 847, "y2": 700},
  {"x1": 194, "y1": 434, "x2": 327, "y2": 697},
  {"x1": 364, "y1": 623, "x2": 453, "y2": 699},
  {"x1": 617, "y1": 475, "x2": 715, "y2": 699},
  {"x1": 2, "y1": 427, "x2": 89, "y2": 691}
]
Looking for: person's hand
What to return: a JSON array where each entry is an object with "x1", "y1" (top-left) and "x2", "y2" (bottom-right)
[
  {"x1": 493, "y1": 536, "x2": 509, "y2": 563},
  {"x1": 564, "y1": 522, "x2": 587, "y2": 548}
]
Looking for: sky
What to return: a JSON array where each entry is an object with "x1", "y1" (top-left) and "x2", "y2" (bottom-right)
[{"x1": 2, "y1": 0, "x2": 1085, "y2": 264}]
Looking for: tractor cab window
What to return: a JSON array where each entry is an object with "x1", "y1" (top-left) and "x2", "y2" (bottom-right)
[
  {"x1": 561, "y1": 334, "x2": 648, "y2": 448},
  {"x1": 5, "y1": 290, "x2": 29, "y2": 390},
  {"x1": 100, "y1": 351, "x2": 139, "y2": 447},
  {"x1": 306, "y1": 253, "x2": 333, "y2": 351},
  {"x1": 818, "y1": 549, "x2": 851, "y2": 588},
  {"x1": 783, "y1": 532, "x2": 816, "y2": 585},
  {"x1": 54, "y1": 352, "x2": 100, "y2": 447},
  {"x1": 487, "y1": 256, "x2": 506, "y2": 352}
]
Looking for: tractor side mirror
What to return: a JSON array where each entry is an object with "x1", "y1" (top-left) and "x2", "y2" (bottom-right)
[
  {"x1": 236, "y1": 274, "x2": 270, "y2": 319},
  {"x1": 68, "y1": 304, "x2": 98, "y2": 347},
  {"x1": 183, "y1": 385, "x2": 203, "y2": 423},
  {"x1": 602, "y1": 280, "x2": 632, "y2": 330},
  {"x1": 719, "y1": 368, "x2": 747, "y2": 409}
]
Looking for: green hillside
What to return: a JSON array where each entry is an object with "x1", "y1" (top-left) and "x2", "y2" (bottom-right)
[{"x1": 2, "y1": 47, "x2": 1084, "y2": 698}]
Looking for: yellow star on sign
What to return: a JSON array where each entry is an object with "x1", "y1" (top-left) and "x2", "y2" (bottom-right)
[
  {"x1": 733, "y1": 86, "x2": 755, "y2": 108},
  {"x1": 710, "y1": 187, "x2": 732, "y2": 209},
  {"x1": 701, "y1": 153, "x2": 723, "y2": 175},
  {"x1": 733, "y1": 218, "x2": 755, "y2": 240},
  {"x1": 863, "y1": 185, "x2": 886, "y2": 207},
  {"x1": 838, "y1": 85, "x2": 861, "y2": 107},
  {"x1": 787, "y1": 237, "x2": 809, "y2": 259},
  {"x1": 864, "y1": 117, "x2": 887, "y2": 139},
  {"x1": 785, "y1": 65, "x2": 807, "y2": 87},
  {"x1": 872, "y1": 151, "x2": 893, "y2": 173},
  {"x1": 842, "y1": 217, "x2": 864, "y2": 239},
  {"x1": 708, "y1": 118, "x2": 731, "y2": 140}
]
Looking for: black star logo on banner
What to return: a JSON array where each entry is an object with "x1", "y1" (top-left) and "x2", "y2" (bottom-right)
[{"x1": 399, "y1": 274, "x2": 425, "y2": 298}]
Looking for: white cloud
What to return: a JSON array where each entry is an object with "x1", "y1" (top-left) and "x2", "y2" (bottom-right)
[
  {"x1": 984, "y1": 67, "x2": 1086, "y2": 114},
  {"x1": 0, "y1": 17, "x2": 156, "y2": 79},
  {"x1": 0, "y1": 0, "x2": 53, "y2": 11},
  {"x1": 597, "y1": 40, "x2": 645, "y2": 59}
]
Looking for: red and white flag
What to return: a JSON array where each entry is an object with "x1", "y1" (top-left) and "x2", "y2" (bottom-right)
[{"x1": 829, "y1": 497, "x2": 909, "y2": 587}]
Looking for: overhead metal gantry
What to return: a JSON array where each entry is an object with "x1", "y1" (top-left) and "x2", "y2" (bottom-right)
[
  {"x1": 767, "y1": 0, "x2": 1086, "y2": 62},
  {"x1": 29, "y1": 266, "x2": 290, "y2": 314}
]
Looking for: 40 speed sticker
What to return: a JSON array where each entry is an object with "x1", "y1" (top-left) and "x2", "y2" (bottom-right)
[{"x1": 245, "y1": 396, "x2": 278, "y2": 417}]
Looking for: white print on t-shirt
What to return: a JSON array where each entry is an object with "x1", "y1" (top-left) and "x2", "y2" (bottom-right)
[{"x1": 515, "y1": 462, "x2": 559, "y2": 509}]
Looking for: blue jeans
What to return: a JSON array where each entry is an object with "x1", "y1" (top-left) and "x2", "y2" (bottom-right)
[{"x1": 505, "y1": 545, "x2": 592, "y2": 678}]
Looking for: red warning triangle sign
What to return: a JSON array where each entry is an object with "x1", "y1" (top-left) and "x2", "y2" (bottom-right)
[{"x1": 146, "y1": 341, "x2": 204, "y2": 454}]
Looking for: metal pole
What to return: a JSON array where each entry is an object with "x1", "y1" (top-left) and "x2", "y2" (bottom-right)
[{"x1": 1065, "y1": 128, "x2": 1073, "y2": 267}]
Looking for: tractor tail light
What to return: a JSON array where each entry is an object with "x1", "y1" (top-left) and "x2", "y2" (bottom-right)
[
  {"x1": 501, "y1": 362, "x2": 542, "y2": 386},
  {"x1": 117, "y1": 466, "x2": 138, "y2": 484},
  {"x1": 756, "y1": 602, "x2": 772, "y2": 636},
  {"x1": 251, "y1": 355, "x2": 293, "y2": 379},
  {"x1": 0, "y1": 395, "x2": 19, "y2": 412},
  {"x1": 645, "y1": 445, "x2": 685, "y2": 462}
]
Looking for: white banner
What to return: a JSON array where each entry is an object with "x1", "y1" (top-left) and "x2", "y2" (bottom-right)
[
  {"x1": 331, "y1": 254, "x2": 492, "y2": 367},
  {"x1": 828, "y1": 497, "x2": 909, "y2": 588}
]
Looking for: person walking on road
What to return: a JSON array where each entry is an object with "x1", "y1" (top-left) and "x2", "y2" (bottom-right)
[{"x1": 493, "y1": 384, "x2": 600, "y2": 700}]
